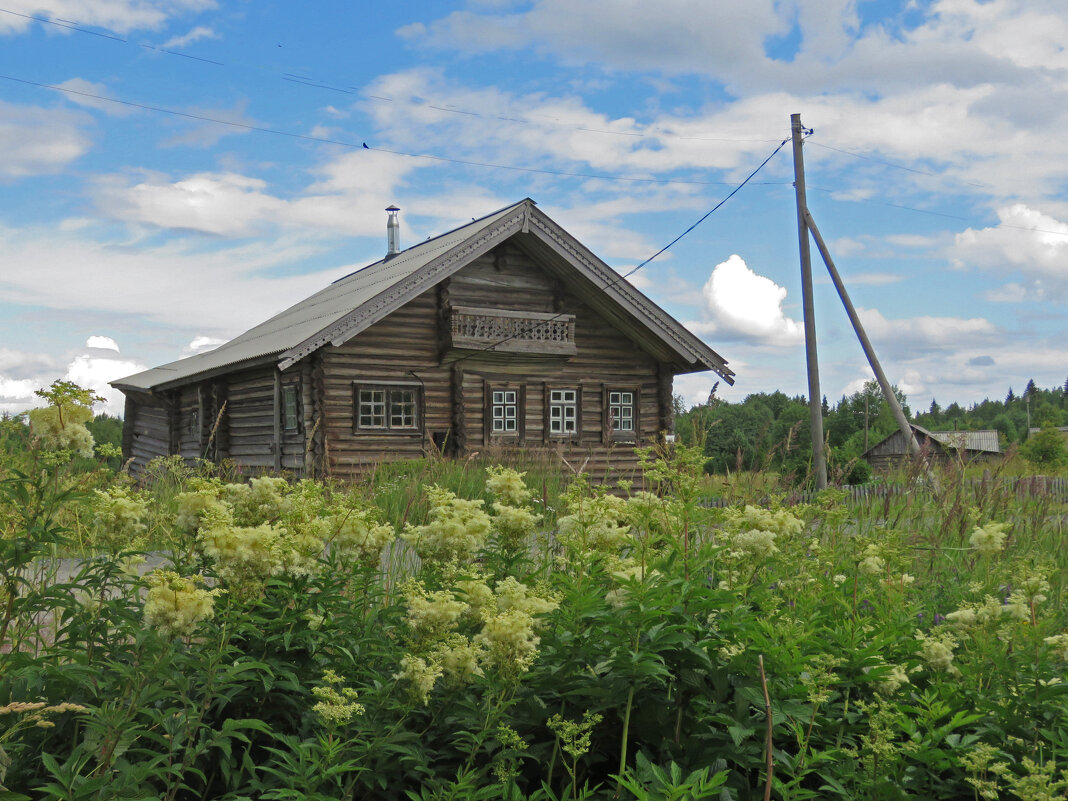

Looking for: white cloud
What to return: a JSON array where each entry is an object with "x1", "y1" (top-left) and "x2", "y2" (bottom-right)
[
  {"x1": 857, "y1": 307, "x2": 997, "y2": 356},
  {"x1": 953, "y1": 204, "x2": 1068, "y2": 301},
  {"x1": 55, "y1": 78, "x2": 133, "y2": 116},
  {"x1": 94, "y1": 171, "x2": 286, "y2": 237},
  {"x1": 65, "y1": 354, "x2": 145, "y2": 416},
  {"x1": 693, "y1": 254, "x2": 804, "y2": 346},
  {"x1": 0, "y1": 221, "x2": 345, "y2": 335},
  {"x1": 0, "y1": 341, "x2": 145, "y2": 417},
  {"x1": 183, "y1": 336, "x2": 225, "y2": 355},
  {"x1": 86, "y1": 335, "x2": 120, "y2": 352},
  {"x1": 160, "y1": 25, "x2": 218, "y2": 49},
  {"x1": 0, "y1": 100, "x2": 91, "y2": 179},
  {"x1": 0, "y1": 0, "x2": 216, "y2": 35},
  {"x1": 0, "y1": 347, "x2": 57, "y2": 377}
]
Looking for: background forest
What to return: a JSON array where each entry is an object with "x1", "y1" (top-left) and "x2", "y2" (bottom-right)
[{"x1": 676, "y1": 378, "x2": 1068, "y2": 483}]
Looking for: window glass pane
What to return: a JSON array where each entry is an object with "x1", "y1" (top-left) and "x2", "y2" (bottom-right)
[
  {"x1": 491, "y1": 387, "x2": 519, "y2": 434},
  {"x1": 549, "y1": 388, "x2": 577, "y2": 434},
  {"x1": 283, "y1": 386, "x2": 299, "y2": 431},
  {"x1": 359, "y1": 388, "x2": 386, "y2": 428},
  {"x1": 609, "y1": 388, "x2": 634, "y2": 432},
  {"x1": 390, "y1": 389, "x2": 416, "y2": 428}
]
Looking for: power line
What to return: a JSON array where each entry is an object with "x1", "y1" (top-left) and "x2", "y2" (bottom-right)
[
  {"x1": 0, "y1": 72, "x2": 792, "y2": 188},
  {"x1": 806, "y1": 140, "x2": 988, "y2": 189},
  {"x1": 806, "y1": 185, "x2": 1068, "y2": 239},
  {"x1": 452, "y1": 137, "x2": 791, "y2": 365},
  {"x1": 0, "y1": 6, "x2": 781, "y2": 146}
]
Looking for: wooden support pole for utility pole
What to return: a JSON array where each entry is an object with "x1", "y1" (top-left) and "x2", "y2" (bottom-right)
[
  {"x1": 792, "y1": 113, "x2": 828, "y2": 490},
  {"x1": 804, "y1": 209, "x2": 920, "y2": 458}
]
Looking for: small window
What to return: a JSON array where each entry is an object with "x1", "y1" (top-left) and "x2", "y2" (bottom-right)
[
  {"x1": 487, "y1": 384, "x2": 524, "y2": 441},
  {"x1": 188, "y1": 408, "x2": 199, "y2": 438},
  {"x1": 609, "y1": 391, "x2": 634, "y2": 432},
  {"x1": 605, "y1": 386, "x2": 639, "y2": 441},
  {"x1": 282, "y1": 385, "x2": 299, "y2": 432},
  {"x1": 354, "y1": 383, "x2": 420, "y2": 432},
  {"x1": 548, "y1": 388, "x2": 578, "y2": 435},
  {"x1": 491, "y1": 389, "x2": 519, "y2": 433}
]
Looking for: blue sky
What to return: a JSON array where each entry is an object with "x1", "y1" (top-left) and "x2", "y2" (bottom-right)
[{"x1": 1, "y1": 0, "x2": 1066, "y2": 417}]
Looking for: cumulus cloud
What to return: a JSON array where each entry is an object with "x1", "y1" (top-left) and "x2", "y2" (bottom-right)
[
  {"x1": 691, "y1": 254, "x2": 804, "y2": 347},
  {"x1": 0, "y1": 339, "x2": 145, "y2": 417},
  {"x1": 857, "y1": 307, "x2": 997, "y2": 357},
  {"x1": 86, "y1": 335, "x2": 120, "y2": 352},
  {"x1": 94, "y1": 171, "x2": 286, "y2": 237},
  {"x1": 0, "y1": 100, "x2": 91, "y2": 179},
  {"x1": 953, "y1": 204, "x2": 1068, "y2": 301}
]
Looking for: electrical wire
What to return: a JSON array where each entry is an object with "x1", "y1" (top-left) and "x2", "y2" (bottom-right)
[
  {"x1": 806, "y1": 140, "x2": 988, "y2": 189},
  {"x1": 450, "y1": 136, "x2": 790, "y2": 365},
  {"x1": 0, "y1": 6, "x2": 781, "y2": 145},
  {"x1": 0, "y1": 72, "x2": 791, "y2": 188}
]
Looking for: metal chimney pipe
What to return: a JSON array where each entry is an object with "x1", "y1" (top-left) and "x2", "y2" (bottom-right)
[{"x1": 386, "y1": 205, "x2": 400, "y2": 258}]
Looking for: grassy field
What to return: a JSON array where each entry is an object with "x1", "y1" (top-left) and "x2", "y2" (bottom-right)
[{"x1": 2, "y1": 420, "x2": 1068, "y2": 799}]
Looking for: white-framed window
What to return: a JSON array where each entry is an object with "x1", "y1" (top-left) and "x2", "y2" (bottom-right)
[
  {"x1": 548, "y1": 388, "x2": 578, "y2": 435},
  {"x1": 353, "y1": 383, "x2": 420, "y2": 432},
  {"x1": 491, "y1": 389, "x2": 519, "y2": 433},
  {"x1": 282, "y1": 385, "x2": 300, "y2": 432},
  {"x1": 608, "y1": 390, "x2": 634, "y2": 433}
]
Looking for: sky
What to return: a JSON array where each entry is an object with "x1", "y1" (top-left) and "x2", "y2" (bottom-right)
[{"x1": 1, "y1": 0, "x2": 1066, "y2": 418}]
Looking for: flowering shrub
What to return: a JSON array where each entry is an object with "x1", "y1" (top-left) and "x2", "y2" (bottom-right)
[
  {"x1": 2, "y1": 440, "x2": 1068, "y2": 800},
  {"x1": 142, "y1": 569, "x2": 222, "y2": 638},
  {"x1": 402, "y1": 485, "x2": 492, "y2": 563}
]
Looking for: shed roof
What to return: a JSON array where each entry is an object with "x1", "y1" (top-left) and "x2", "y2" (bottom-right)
[
  {"x1": 924, "y1": 428, "x2": 1000, "y2": 454},
  {"x1": 862, "y1": 424, "x2": 1001, "y2": 459},
  {"x1": 113, "y1": 199, "x2": 732, "y2": 393}
]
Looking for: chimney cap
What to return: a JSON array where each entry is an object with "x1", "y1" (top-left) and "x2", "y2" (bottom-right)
[{"x1": 386, "y1": 205, "x2": 400, "y2": 212}]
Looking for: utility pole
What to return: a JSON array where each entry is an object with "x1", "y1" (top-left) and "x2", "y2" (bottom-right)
[
  {"x1": 792, "y1": 113, "x2": 827, "y2": 490},
  {"x1": 805, "y1": 210, "x2": 920, "y2": 461}
]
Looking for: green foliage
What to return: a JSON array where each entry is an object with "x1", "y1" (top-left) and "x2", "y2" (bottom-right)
[
  {"x1": 679, "y1": 378, "x2": 1068, "y2": 486},
  {"x1": 1021, "y1": 425, "x2": 1068, "y2": 468},
  {"x1": 3, "y1": 429, "x2": 1068, "y2": 799}
]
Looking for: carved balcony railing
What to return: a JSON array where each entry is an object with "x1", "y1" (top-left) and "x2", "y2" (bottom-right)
[{"x1": 447, "y1": 306, "x2": 576, "y2": 356}]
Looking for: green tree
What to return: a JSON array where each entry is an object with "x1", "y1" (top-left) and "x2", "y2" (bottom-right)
[{"x1": 1019, "y1": 424, "x2": 1068, "y2": 468}]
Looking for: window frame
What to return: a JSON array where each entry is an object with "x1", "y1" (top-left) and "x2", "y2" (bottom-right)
[
  {"x1": 485, "y1": 383, "x2": 525, "y2": 442},
  {"x1": 545, "y1": 384, "x2": 581, "y2": 440},
  {"x1": 604, "y1": 385, "x2": 639, "y2": 442},
  {"x1": 352, "y1": 381, "x2": 423, "y2": 435},
  {"x1": 281, "y1": 384, "x2": 300, "y2": 433}
]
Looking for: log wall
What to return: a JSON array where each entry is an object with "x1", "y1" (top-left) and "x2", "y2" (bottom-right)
[
  {"x1": 320, "y1": 290, "x2": 452, "y2": 479},
  {"x1": 120, "y1": 239, "x2": 682, "y2": 486},
  {"x1": 125, "y1": 395, "x2": 171, "y2": 477}
]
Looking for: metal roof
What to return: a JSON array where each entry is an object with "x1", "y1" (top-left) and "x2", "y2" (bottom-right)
[
  {"x1": 113, "y1": 198, "x2": 732, "y2": 393},
  {"x1": 112, "y1": 202, "x2": 524, "y2": 392},
  {"x1": 926, "y1": 429, "x2": 1000, "y2": 453}
]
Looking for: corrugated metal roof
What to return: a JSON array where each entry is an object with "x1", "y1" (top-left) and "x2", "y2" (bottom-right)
[
  {"x1": 113, "y1": 202, "x2": 525, "y2": 391},
  {"x1": 113, "y1": 197, "x2": 733, "y2": 392},
  {"x1": 927, "y1": 429, "x2": 1001, "y2": 453}
]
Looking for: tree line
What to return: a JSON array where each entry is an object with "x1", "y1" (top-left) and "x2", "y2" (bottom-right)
[{"x1": 676, "y1": 377, "x2": 1068, "y2": 481}]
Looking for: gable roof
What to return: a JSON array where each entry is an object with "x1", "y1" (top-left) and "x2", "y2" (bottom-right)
[
  {"x1": 923, "y1": 427, "x2": 1000, "y2": 454},
  {"x1": 862, "y1": 424, "x2": 1000, "y2": 458},
  {"x1": 113, "y1": 199, "x2": 732, "y2": 393}
]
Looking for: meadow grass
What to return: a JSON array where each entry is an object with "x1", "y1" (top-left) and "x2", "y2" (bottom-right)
[{"x1": 1, "y1": 442, "x2": 1067, "y2": 800}]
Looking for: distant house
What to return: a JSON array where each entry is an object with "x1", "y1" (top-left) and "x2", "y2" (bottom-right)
[
  {"x1": 111, "y1": 199, "x2": 733, "y2": 482},
  {"x1": 862, "y1": 424, "x2": 1000, "y2": 472}
]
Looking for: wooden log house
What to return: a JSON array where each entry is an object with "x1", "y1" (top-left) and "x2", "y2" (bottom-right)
[{"x1": 112, "y1": 199, "x2": 734, "y2": 482}]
